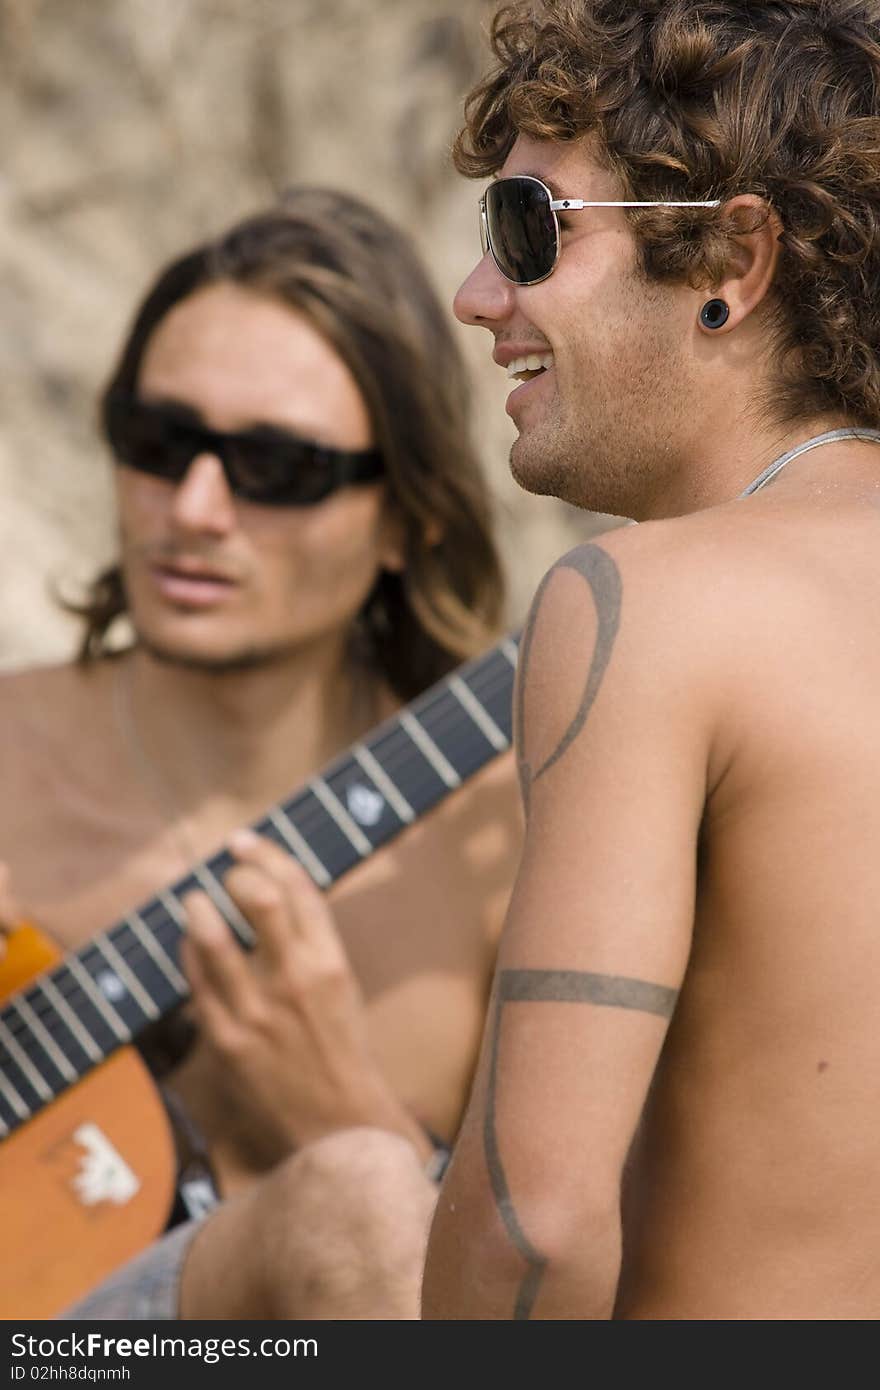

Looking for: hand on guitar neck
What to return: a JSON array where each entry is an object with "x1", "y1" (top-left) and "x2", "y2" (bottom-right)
[
  {"x1": 179, "y1": 830, "x2": 435, "y2": 1176},
  {"x1": 0, "y1": 846, "x2": 434, "y2": 1175}
]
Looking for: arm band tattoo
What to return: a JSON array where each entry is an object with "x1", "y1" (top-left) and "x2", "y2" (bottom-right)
[
  {"x1": 515, "y1": 545, "x2": 622, "y2": 816},
  {"x1": 500, "y1": 968, "x2": 677, "y2": 1016},
  {"x1": 484, "y1": 967, "x2": 677, "y2": 1319}
]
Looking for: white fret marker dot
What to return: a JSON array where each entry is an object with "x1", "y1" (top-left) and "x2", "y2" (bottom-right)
[
  {"x1": 96, "y1": 970, "x2": 126, "y2": 1003},
  {"x1": 346, "y1": 783, "x2": 385, "y2": 827}
]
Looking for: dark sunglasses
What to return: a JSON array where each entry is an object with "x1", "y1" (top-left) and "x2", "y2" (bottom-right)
[
  {"x1": 479, "y1": 175, "x2": 721, "y2": 286},
  {"x1": 105, "y1": 392, "x2": 384, "y2": 507}
]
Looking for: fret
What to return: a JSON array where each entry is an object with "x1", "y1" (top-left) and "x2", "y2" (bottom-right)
[
  {"x1": 0, "y1": 1063, "x2": 29, "y2": 1121},
  {"x1": 461, "y1": 647, "x2": 518, "y2": 740},
  {"x1": 0, "y1": 1083, "x2": 19, "y2": 1133},
  {"x1": 140, "y1": 894, "x2": 182, "y2": 949},
  {"x1": 94, "y1": 936, "x2": 161, "y2": 1021},
  {"x1": 322, "y1": 755, "x2": 409, "y2": 853},
  {"x1": 448, "y1": 674, "x2": 509, "y2": 752},
  {"x1": 0, "y1": 1017, "x2": 53, "y2": 1103},
  {"x1": 308, "y1": 777, "x2": 372, "y2": 858},
  {"x1": 416, "y1": 682, "x2": 501, "y2": 781},
  {"x1": 398, "y1": 710, "x2": 461, "y2": 788},
  {"x1": 263, "y1": 806, "x2": 331, "y2": 888},
  {"x1": 37, "y1": 977, "x2": 103, "y2": 1065},
  {"x1": 0, "y1": 1018, "x2": 51, "y2": 1113},
  {"x1": 125, "y1": 911, "x2": 188, "y2": 996},
  {"x1": 65, "y1": 958, "x2": 130, "y2": 1044},
  {"x1": 192, "y1": 863, "x2": 256, "y2": 948},
  {"x1": 9, "y1": 997, "x2": 78, "y2": 1085},
  {"x1": 352, "y1": 744, "x2": 415, "y2": 824},
  {"x1": 117, "y1": 916, "x2": 187, "y2": 1003},
  {"x1": 2, "y1": 990, "x2": 88, "y2": 1088},
  {"x1": 272, "y1": 791, "x2": 363, "y2": 882},
  {"x1": 363, "y1": 716, "x2": 454, "y2": 815},
  {"x1": 0, "y1": 1032, "x2": 43, "y2": 1112},
  {"x1": 158, "y1": 891, "x2": 185, "y2": 930}
]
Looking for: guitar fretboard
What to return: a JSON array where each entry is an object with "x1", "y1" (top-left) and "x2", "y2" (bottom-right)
[{"x1": 0, "y1": 635, "x2": 519, "y2": 1139}]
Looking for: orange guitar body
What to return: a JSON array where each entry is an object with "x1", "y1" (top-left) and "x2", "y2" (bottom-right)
[{"x1": 0, "y1": 926, "x2": 177, "y2": 1319}]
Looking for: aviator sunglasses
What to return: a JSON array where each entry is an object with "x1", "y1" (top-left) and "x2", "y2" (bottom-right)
[
  {"x1": 105, "y1": 392, "x2": 384, "y2": 507},
  {"x1": 480, "y1": 175, "x2": 722, "y2": 286}
]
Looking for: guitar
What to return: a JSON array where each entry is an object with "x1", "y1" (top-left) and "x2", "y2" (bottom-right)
[{"x1": 0, "y1": 634, "x2": 518, "y2": 1318}]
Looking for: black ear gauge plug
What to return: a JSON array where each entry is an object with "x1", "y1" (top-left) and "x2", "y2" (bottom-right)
[{"x1": 700, "y1": 298, "x2": 730, "y2": 330}]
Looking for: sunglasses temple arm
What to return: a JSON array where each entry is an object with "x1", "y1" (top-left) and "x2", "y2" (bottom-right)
[{"x1": 549, "y1": 199, "x2": 722, "y2": 210}]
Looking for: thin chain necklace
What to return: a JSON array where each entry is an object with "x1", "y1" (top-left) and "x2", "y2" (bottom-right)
[
  {"x1": 737, "y1": 427, "x2": 880, "y2": 498},
  {"x1": 113, "y1": 657, "x2": 203, "y2": 868}
]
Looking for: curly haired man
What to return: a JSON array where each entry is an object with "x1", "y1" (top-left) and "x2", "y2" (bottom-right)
[{"x1": 423, "y1": 0, "x2": 880, "y2": 1318}]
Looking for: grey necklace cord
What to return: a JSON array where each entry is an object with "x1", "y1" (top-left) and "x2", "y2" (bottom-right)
[{"x1": 738, "y1": 427, "x2": 880, "y2": 498}]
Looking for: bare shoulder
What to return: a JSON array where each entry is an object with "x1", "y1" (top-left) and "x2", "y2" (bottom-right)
[
  {"x1": 527, "y1": 503, "x2": 835, "y2": 668},
  {"x1": 517, "y1": 515, "x2": 730, "y2": 701},
  {"x1": 514, "y1": 504, "x2": 844, "y2": 809},
  {"x1": 0, "y1": 660, "x2": 116, "y2": 791},
  {"x1": 0, "y1": 660, "x2": 107, "y2": 733}
]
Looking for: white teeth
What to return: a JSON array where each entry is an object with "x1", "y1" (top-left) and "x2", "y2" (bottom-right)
[{"x1": 505, "y1": 352, "x2": 554, "y2": 379}]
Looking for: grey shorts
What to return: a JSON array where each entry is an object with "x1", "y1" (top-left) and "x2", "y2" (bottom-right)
[{"x1": 59, "y1": 1219, "x2": 202, "y2": 1321}]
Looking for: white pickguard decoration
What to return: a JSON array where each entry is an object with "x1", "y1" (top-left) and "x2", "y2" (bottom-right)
[{"x1": 70, "y1": 1123, "x2": 141, "y2": 1206}]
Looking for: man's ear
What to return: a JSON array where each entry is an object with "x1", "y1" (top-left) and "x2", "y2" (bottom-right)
[{"x1": 697, "y1": 195, "x2": 783, "y2": 334}]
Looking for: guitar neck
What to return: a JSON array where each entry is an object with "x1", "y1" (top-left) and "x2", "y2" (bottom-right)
[{"x1": 0, "y1": 634, "x2": 519, "y2": 1140}]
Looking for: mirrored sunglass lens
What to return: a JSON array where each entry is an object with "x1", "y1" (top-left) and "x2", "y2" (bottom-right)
[{"x1": 485, "y1": 179, "x2": 557, "y2": 283}]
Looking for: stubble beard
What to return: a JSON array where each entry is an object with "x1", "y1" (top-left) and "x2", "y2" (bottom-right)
[
  {"x1": 509, "y1": 387, "x2": 663, "y2": 519},
  {"x1": 509, "y1": 292, "x2": 687, "y2": 519},
  {"x1": 133, "y1": 626, "x2": 303, "y2": 675},
  {"x1": 122, "y1": 548, "x2": 304, "y2": 675}
]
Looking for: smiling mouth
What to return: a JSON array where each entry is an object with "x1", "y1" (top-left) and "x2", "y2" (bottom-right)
[{"x1": 506, "y1": 352, "x2": 554, "y2": 383}]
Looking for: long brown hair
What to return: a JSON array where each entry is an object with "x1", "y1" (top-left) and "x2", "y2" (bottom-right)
[
  {"x1": 456, "y1": 0, "x2": 880, "y2": 429},
  {"x1": 77, "y1": 188, "x2": 504, "y2": 699}
]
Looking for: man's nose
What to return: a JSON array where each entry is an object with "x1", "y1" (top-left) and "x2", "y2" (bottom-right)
[
  {"x1": 169, "y1": 453, "x2": 237, "y2": 534},
  {"x1": 453, "y1": 252, "x2": 516, "y2": 328}
]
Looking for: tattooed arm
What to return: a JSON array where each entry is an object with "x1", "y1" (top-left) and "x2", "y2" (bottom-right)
[{"x1": 422, "y1": 535, "x2": 713, "y2": 1319}]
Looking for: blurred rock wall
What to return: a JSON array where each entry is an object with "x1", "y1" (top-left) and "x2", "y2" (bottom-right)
[{"x1": 0, "y1": 0, "x2": 620, "y2": 670}]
